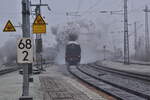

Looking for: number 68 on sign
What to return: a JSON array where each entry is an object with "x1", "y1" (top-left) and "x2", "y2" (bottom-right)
[{"x1": 17, "y1": 38, "x2": 33, "y2": 63}]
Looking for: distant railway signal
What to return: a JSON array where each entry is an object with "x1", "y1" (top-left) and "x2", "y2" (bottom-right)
[
  {"x1": 3, "y1": 20, "x2": 16, "y2": 32},
  {"x1": 17, "y1": 38, "x2": 33, "y2": 63}
]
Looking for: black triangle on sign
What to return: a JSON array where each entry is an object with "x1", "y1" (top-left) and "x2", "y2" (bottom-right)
[
  {"x1": 3, "y1": 20, "x2": 16, "y2": 32},
  {"x1": 33, "y1": 14, "x2": 46, "y2": 25}
]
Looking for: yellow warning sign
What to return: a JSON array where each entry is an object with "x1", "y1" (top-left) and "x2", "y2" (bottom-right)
[
  {"x1": 33, "y1": 14, "x2": 46, "y2": 34},
  {"x1": 3, "y1": 20, "x2": 16, "y2": 32}
]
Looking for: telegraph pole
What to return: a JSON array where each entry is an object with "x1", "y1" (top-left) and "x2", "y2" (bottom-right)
[
  {"x1": 134, "y1": 22, "x2": 137, "y2": 58},
  {"x1": 21, "y1": 0, "x2": 31, "y2": 98},
  {"x1": 144, "y1": 5, "x2": 150, "y2": 61},
  {"x1": 124, "y1": 0, "x2": 129, "y2": 64}
]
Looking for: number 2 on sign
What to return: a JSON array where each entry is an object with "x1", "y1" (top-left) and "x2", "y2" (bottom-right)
[
  {"x1": 22, "y1": 51, "x2": 28, "y2": 61},
  {"x1": 17, "y1": 38, "x2": 33, "y2": 63}
]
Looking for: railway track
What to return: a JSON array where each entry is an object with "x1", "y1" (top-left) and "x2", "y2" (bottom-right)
[
  {"x1": 93, "y1": 63, "x2": 150, "y2": 82},
  {"x1": 0, "y1": 61, "x2": 53, "y2": 76},
  {"x1": 68, "y1": 64, "x2": 150, "y2": 100},
  {"x1": 0, "y1": 64, "x2": 22, "y2": 76}
]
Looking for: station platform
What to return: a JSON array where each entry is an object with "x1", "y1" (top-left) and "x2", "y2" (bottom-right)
[
  {"x1": 96, "y1": 60, "x2": 150, "y2": 75},
  {"x1": 0, "y1": 64, "x2": 107, "y2": 100}
]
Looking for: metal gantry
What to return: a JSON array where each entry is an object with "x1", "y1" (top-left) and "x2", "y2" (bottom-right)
[{"x1": 99, "y1": 1, "x2": 130, "y2": 64}]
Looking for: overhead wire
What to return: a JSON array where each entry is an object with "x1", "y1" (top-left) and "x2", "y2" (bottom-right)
[
  {"x1": 126, "y1": 1, "x2": 150, "y2": 14},
  {"x1": 45, "y1": 0, "x2": 150, "y2": 21},
  {"x1": 81, "y1": 0, "x2": 102, "y2": 15},
  {"x1": 77, "y1": 0, "x2": 103, "y2": 19}
]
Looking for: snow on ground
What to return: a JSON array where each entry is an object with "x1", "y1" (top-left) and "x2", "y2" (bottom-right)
[
  {"x1": 0, "y1": 64, "x2": 107, "y2": 100},
  {"x1": 115, "y1": 59, "x2": 150, "y2": 65},
  {"x1": 97, "y1": 60, "x2": 150, "y2": 74},
  {"x1": 0, "y1": 71, "x2": 22, "y2": 100},
  {"x1": 40, "y1": 64, "x2": 107, "y2": 100},
  {"x1": 0, "y1": 70, "x2": 42, "y2": 100},
  {"x1": 64, "y1": 76, "x2": 106, "y2": 100}
]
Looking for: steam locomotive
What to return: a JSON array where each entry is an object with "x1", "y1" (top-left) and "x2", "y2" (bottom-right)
[{"x1": 65, "y1": 41, "x2": 81, "y2": 65}]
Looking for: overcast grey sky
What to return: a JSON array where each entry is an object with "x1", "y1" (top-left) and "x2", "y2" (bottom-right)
[{"x1": 0, "y1": 0, "x2": 150, "y2": 49}]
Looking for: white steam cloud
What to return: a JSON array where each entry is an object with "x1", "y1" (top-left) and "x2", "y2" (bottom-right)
[{"x1": 51, "y1": 19, "x2": 114, "y2": 64}]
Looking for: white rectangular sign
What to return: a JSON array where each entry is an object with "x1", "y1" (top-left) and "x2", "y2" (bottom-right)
[{"x1": 17, "y1": 38, "x2": 33, "y2": 63}]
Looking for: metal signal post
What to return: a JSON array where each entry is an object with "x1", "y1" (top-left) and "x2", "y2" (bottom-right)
[
  {"x1": 124, "y1": 0, "x2": 129, "y2": 64},
  {"x1": 35, "y1": 5, "x2": 43, "y2": 71},
  {"x1": 31, "y1": 0, "x2": 49, "y2": 71},
  {"x1": 144, "y1": 5, "x2": 150, "y2": 60},
  {"x1": 134, "y1": 22, "x2": 137, "y2": 58},
  {"x1": 20, "y1": 0, "x2": 32, "y2": 99}
]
